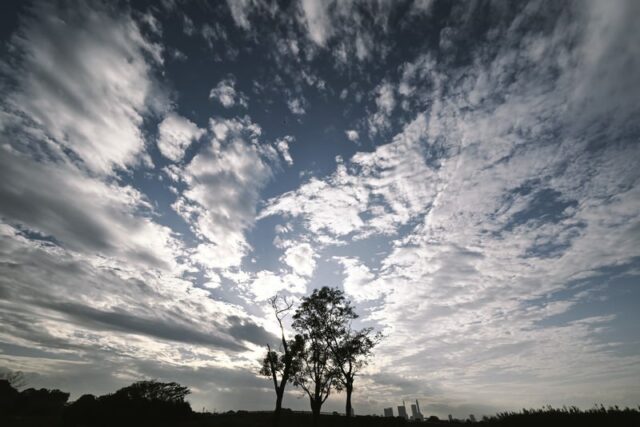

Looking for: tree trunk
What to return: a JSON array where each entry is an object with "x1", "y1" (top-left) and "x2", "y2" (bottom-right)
[
  {"x1": 310, "y1": 397, "x2": 321, "y2": 427},
  {"x1": 273, "y1": 389, "x2": 284, "y2": 427},
  {"x1": 345, "y1": 382, "x2": 353, "y2": 421}
]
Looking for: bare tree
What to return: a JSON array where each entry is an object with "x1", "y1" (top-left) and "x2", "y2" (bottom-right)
[{"x1": 259, "y1": 295, "x2": 303, "y2": 427}]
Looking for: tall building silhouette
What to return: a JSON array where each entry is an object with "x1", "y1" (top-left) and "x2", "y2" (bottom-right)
[
  {"x1": 397, "y1": 401, "x2": 408, "y2": 419},
  {"x1": 411, "y1": 400, "x2": 424, "y2": 421},
  {"x1": 383, "y1": 407, "x2": 394, "y2": 417}
]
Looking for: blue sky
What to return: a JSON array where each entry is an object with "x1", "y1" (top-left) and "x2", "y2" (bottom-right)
[{"x1": 0, "y1": 0, "x2": 639, "y2": 418}]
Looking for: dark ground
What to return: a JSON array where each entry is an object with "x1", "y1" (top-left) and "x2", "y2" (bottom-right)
[{"x1": 2, "y1": 408, "x2": 640, "y2": 427}]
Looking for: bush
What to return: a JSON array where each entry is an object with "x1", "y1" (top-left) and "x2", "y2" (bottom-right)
[
  {"x1": 14, "y1": 387, "x2": 69, "y2": 416},
  {"x1": 64, "y1": 380, "x2": 192, "y2": 426}
]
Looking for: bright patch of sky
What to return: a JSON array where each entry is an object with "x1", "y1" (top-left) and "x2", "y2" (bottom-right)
[{"x1": 0, "y1": 0, "x2": 639, "y2": 419}]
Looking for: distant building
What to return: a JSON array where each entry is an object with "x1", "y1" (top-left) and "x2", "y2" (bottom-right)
[
  {"x1": 449, "y1": 414, "x2": 453, "y2": 422},
  {"x1": 350, "y1": 407, "x2": 355, "y2": 417},
  {"x1": 411, "y1": 400, "x2": 424, "y2": 421},
  {"x1": 384, "y1": 407, "x2": 394, "y2": 417},
  {"x1": 397, "y1": 404, "x2": 408, "y2": 420}
]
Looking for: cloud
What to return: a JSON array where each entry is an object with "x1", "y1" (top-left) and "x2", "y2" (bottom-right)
[
  {"x1": 0, "y1": 148, "x2": 181, "y2": 271},
  {"x1": 42, "y1": 301, "x2": 246, "y2": 351},
  {"x1": 172, "y1": 116, "x2": 277, "y2": 270},
  {"x1": 248, "y1": 270, "x2": 307, "y2": 301},
  {"x1": 345, "y1": 130, "x2": 359, "y2": 142},
  {"x1": 282, "y1": 243, "x2": 316, "y2": 277},
  {"x1": 260, "y1": 114, "x2": 437, "y2": 240},
  {"x1": 275, "y1": 135, "x2": 294, "y2": 165},
  {"x1": 0, "y1": 224, "x2": 265, "y2": 362},
  {"x1": 225, "y1": 0, "x2": 268, "y2": 30},
  {"x1": 209, "y1": 77, "x2": 248, "y2": 108},
  {"x1": 2, "y1": 1, "x2": 164, "y2": 175},
  {"x1": 368, "y1": 81, "x2": 396, "y2": 135},
  {"x1": 298, "y1": 0, "x2": 332, "y2": 47},
  {"x1": 335, "y1": 257, "x2": 380, "y2": 302},
  {"x1": 287, "y1": 97, "x2": 306, "y2": 115},
  {"x1": 157, "y1": 113, "x2": 205, "y2": 161},
  {"x1": 294, "y1": 0, "x2": 393, "y2": 64},
  {"x1": 0, "y1": 1, "x2": 181, "y2": 271}
]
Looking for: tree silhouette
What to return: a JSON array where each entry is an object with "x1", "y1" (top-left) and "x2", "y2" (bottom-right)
[
  {"x1": 259, "y1": 295, "x2": 303, "y2": 427},
  {"x1": 292, "y1": 287, "x2": 345, "y2": 427},
  {"x1": 113, "y1": 380, "x2": 190, "y2": 403},
  {"x1": 331, "y1": 326, "x2": 382, "y2": 420},
  {"x1": 297, "y1": 286, "x2": 382, "y2": 420},
  {"x1": 0, "y1": 369, "x2": 26, "y2": 390}
]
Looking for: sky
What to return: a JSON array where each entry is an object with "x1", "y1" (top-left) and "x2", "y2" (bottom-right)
[{"x1": 0, "y1": 0, "x2": 639, "y2": 419}]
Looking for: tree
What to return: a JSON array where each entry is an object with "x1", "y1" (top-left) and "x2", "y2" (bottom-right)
[
  {"x1": 330, "y1": 327, "x2": 382, "y2": 420},
  {"x1": 292, "y1": 287, "x2": 344, "y2": 427},
  {"x1": 100, "y1": 380, "x2": 192, "y2": 422},
  {"x1": 0, "y1": 369, "x2": 26, "y2": 390},
  {"x1": 294, "y1": 286, "x2": 382, "y2": 421},
  {"x1": 113, "y1": 380, "x2": 190, "y2": 403},
  {"x1": 260, "y1": 295, "x2": 303, "y2": 427}
]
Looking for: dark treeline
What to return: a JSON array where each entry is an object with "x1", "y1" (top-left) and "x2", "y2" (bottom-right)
[
  {"x1": 2, "y1": 376, "x2": 640, "y2": 426},
  {"x1": 1, "y1": 378, "x2": 192, "y2": 426}
]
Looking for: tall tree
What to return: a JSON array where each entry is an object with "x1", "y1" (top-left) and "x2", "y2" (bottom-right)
[
  {"x1": 292, "y1": 288, "x2": 343, "y2": 427},
  {"x1": 260, "y1": 295, "x2": 303, "y2": 427},
  {"x1": 330, "y1": 326, "x2": 382, "y2": 420},
  {"x1": 294, "y1": 286, "x2": 382, "y2": 420}
]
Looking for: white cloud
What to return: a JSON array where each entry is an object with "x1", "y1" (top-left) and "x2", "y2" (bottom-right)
[
  {"x1": 157, "y1": 113, "x2": 205, "y2": 161},
  {"x1": 3, "y1": 1, "x2": 164, "y2": 174},
  {"x1": 282, "y1": 243, "x2": 316, "y2": 277},
  {"x1": 287, "y1": 97, "x2": 306, "y2": 115},
  {"x1": 209, "y1": 77, "x2": 248, "y2": 108},
  {"x1": 275, "y1": 136, "x2": 294, "y2": 165},
  {"x1": 0, "y1": 147, "x2": 182, "y2": 272},
  {"x1": 345, "y1": 130, "x2": 359, "y2": 142},
  {"x1": 368, "y1": 81, "x2": 396, "y2": 135},
  {"x1": 375, "y1": 82, "x2": 396, "y2": 113},
  {"x1": 335, "y1": 257, "x2": 380, "y2": 302},
  {"x1": 173, "y1": 117, "x2": 275, "y2": 270},
  {"x1": 226, "y1": 0, "x2": 256, "y2": 30},
  {"x1": 298, "y1": 0, "x2": 332, "y2": 46},
  {"x1": 260, "y1": 114, "x2": 437, "y2": 240},
  {"x1": 249, "y1": 270, "x2": 307, "y2": 301}
]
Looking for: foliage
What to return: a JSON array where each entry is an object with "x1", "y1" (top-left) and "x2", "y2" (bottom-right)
[
  {"x1": 0, "y1": 381, "x2": 69, "y2": 417},
  {"x1": 0, "y1": 370, "x2": 27, "y2": 390},
  {"x1": 112, "y1": 380, "x2": 190, "y2": 403},
  {"x1": 475, "y1": 404, "x2": 640, "y2": 426},
  {"x1": 62, "y1": 380, "x2": 193, "y2": 426},
  {"x1": 292, "y1": 287, "x2": 346, "y2": 423},
  {"x1": 292, "y1": 286, "x2": 382, "y2": 419}
]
